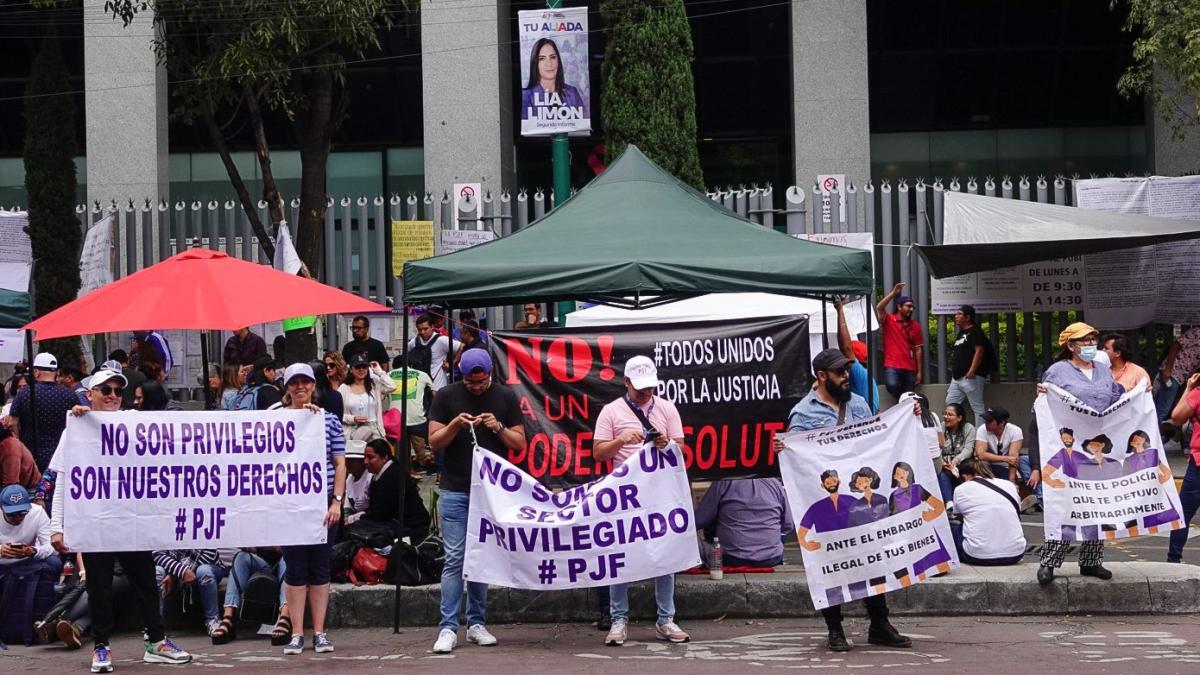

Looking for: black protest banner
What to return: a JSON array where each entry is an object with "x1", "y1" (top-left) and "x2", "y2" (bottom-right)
[{"x1": 489, "y1": 316, "x2": 810, "y2": 485}]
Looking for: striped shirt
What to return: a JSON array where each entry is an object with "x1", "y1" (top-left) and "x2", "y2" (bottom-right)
[{"x1": 322, "y1": 410, "x2": 346, "y2": 496}]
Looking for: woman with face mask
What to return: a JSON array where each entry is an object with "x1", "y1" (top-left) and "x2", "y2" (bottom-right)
[{"x1": 1029, "y1": 322, "x2": 1125, "y2": 587}]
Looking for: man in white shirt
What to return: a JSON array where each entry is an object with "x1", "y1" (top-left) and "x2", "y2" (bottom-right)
[
  {"x1": 343, "y1": 442, "x2": 371, "y2": 518},
  {"x1": 973, "y1": 406, "x2": 1023, "y2": 482},
  {"x1": 407, "y1": 314, "x2": 460, "y2": 390},
  {"x1": 0, "y1": 484, "x2": 58, "y2": 575},
  {"x1": 950, "y1": 460, "x2": 1026, "y2": 565}
]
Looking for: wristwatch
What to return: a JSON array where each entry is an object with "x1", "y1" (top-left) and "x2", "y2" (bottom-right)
[
  {"x1": 497, "y1": 422, "x2": 506, "y2": 433},
  {"x1": 333, "y1": 494, "x2": 344, "y2": 503}
]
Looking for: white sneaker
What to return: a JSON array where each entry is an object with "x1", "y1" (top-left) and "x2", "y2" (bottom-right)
[
  {"x1": 432, "y1": 628, "x2": 457, "y2": 653},
  {"x1": 945, "y1": 500, "x2": 954, "y2": 513},
  {"x1": 466, "y1": 624, "x2": 498, "y2": 646},
  {"x1": 605, "y1": 618, "x2": 628, "y2": 646}
]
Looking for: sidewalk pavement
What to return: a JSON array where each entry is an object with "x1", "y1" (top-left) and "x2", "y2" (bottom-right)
[{"x1": 327, "y1": 561, "x2": 1200, "y2": 628}]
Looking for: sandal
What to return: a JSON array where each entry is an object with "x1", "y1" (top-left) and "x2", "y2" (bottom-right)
[
  {"x1": 211, "y1": 617, "x2": 237, "y2": 645},
  {"x1": 270, "y1": 613, "x2": 292, "y2": 646}
]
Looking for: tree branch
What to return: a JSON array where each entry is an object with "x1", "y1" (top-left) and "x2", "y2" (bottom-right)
[{"x1": 202, "y1": 98, "x2": 276, "y2": 260}]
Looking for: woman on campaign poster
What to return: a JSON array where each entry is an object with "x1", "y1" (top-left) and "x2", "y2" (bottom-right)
[{"x1": 521, "y1": 38, "x2": 590, "y2": 121}]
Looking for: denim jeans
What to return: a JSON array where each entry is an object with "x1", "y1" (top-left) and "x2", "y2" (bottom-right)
[
  {"x1": 156, "y1": 563, "x2": 226, "y2": 621},
  {"x1": 1017, "y1": 456, "x2": 1042, "y2": 500},
  {"x1": 1169, "y1": 457, "x2": 1200, "y2": 562},
  {"x1": 439, "y1": 489, "x2": 488, "y2": 630},
  {"x1": 937, "y1": 468, "x2": 956, "y2": 503},
  {"x1": 223, "y1": 551, "x2": 288, "y2": 609},
  {"x1": 1154, "y1": 376, "x2": 1181, "y2": 423},
  {"x1": 945, "y1": 376, "x2": 986, "y2": 422},
  {"x1": 883, "y1": 367, "x2": 917, "y2": 400},
  {"x1": 610, "y1": 574, "x2": 676, "y2": 624}
]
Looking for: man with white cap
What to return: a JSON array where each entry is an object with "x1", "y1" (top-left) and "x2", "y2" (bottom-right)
[
  {"x1": 593, "y1": 355, "x2": 689, "y2": 646},
  {"x1": 47, "y1": 367, "x2": 192, "y2": 672},
  {"x1": 9, "y1": 352, "x2": 80, "y2": 472}
]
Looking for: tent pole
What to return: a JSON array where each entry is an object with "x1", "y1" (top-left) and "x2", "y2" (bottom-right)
[
  {"x1": 866, "y1": 291, "x2": 875, "y2": 412},
  {"x1": 394, "y1": 309, "x2": 409, "y2": 634},
  {"x1": 821, "y1": 295, "x2": 829, "y2": 349},
  {"x1": 25, "y1": 329, "x2": 36, "y2": 454},
  {"x1": 200, "y1": 334, "x2": 212, "y2": 410}
]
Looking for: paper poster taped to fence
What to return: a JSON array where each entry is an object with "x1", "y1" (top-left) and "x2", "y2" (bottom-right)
[
  {"x1": 52, "y1": 410, "x2": 330, "y2": 552},
  {"x1": 78, "y1": 215, "x2": 114, "y2": 298},
  {"x1": 464, "y1": 444, "x2": 699, "y2": 590},
  {"x1": 1035, "y1": 385, "x2": 1184, "y2": 542},
  {"x1": 518, "y1": 6, "x2": 590, "y2": 136},
  {"x1": 439, "y1": 229, "x2": 495, "y2": 256},
  {"x1": 391, "y1": 220, "x2": 435, "y2": 276},
  {"x1": 779, "y1": 404, "x2": 958, "y2": 610}
]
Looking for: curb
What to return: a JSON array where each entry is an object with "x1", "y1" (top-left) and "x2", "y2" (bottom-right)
[{"x1": 325, "y1": 561, "x2": 1200, "y2": 628}]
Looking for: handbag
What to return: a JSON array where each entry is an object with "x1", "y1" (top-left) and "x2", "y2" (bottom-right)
[{"x1": 348, "y1": 548, "x2": 389, "y2": 586}]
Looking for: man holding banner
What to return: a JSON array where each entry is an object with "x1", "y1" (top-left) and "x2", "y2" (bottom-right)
[
  {"x1": 592, "y1": 355, "x2": 691, "y2": 646},
  {"x1": 779, "y1": 348, "x2": 918, "y2": 652}
]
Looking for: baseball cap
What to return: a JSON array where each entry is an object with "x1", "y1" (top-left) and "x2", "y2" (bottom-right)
[
  {"x1": 0, "y1": 485, "x2": 31, "y2": 515},
  {"x1": 1058, "y1": 322, "x2": 1098, "y2": 347},
  {"x1": 980, "y1": 406, "x2": 1010, "y2": 423},
  {"x1": 348, "y1": 353, "x2": 370, "y2": 367},
  {"x1": 32, "y1": 352, "x2": 58, "y2": 370},
  {"x1": 101, "y1": 359, "x2": 123, "y2": 372},
  {"x1": 812, "y1": 348, "x2": 853, "y2": 373},
  {"x1": 83, "y1": 369, "x2": 128, "y2": 390},
  {"x1": 460, "y1": 350, "x2": 493, "y2": 377},
  {"x1": 850, "y1": 340, "x2": 868, "y2": 364},
  {"x1": 624, "y1": 356, "x2": 659, "y2": 390},
  {"x1": 895, "y1": 295, "x2": 913, "y2": 308},
  {"x1": 253, "y1": 354, "x2": 278, "y2": 370},
  {"x1": 283, "y1": 363, "x2": 315, "y2": 385}
]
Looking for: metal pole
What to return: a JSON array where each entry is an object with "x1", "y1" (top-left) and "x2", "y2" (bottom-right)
[
  {"x1": 865, "y1": 291, "x2": 875, "y2": 412},
  {"x1": 200, "y1": 334, "x2": 212, "y2": 410},
  {"x1": 821, "y1": 295, "x2": 829, "y2": 349},
  {"x1": 25, "y1": 329, "x2": 36, "y2": 454},
  {"x1": 393, "y1": 312, "x2": 410, "y2": 634},
  {"x1": 548, "y1": 0, "x2": 570, "y2": 209}
]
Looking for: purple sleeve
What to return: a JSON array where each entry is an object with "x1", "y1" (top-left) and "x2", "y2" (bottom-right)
[{"x1": 694, "y1": 481, "x2": 726, "y2": 531}]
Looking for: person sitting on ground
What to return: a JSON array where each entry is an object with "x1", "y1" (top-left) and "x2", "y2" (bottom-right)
[
  {"x1": 35, "y1": 552, "x2": 88, "y2": 648},
  {"x1": 345, "y1": 439, "x2": 431, "y2": 541},
  {"x1": 0, "y1": 424, "x2": 39, "y2": 491},
  {"x1": 937, "y1": 403, "x2": 976, "y2": 505},
  {"x1": 695, "y1": 477, "x2": 793, "y2": 568},
  {"x1": 152, "y1": 549, "x2": 227, "y2": 637},
  {"x1": 974, "y1": 406, "x2": 1022, "y2": 484},
  {"x1": 950, "y1": 459, "x2": 1026, "y2": 566},
  {"x1": 0, "y1": 484, "x2": 59, "y2": 577},
  {"x1": 209, "y1": 548, "x2": 289, "y2": 646},
  {"x1": 342, "y1": 442, "x2": 371, "y2": 517}
]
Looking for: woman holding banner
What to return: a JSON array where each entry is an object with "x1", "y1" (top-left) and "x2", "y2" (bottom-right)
[{"x1": 1031, "y1": 322, "x2": 1125, "y2": 586}]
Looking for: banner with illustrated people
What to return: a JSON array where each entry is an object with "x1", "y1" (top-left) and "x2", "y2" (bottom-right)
[
  {"x1": 778, "y1": 404, "x2": 959, "y2": 610},
  {"x1": 518, "y1": 6, "x2": 591, "y2": 136},
  {"x1": 1035, "y1": 386, "x2": 1184, "y2": 541},
  {"x1": 463, "y1": 444, "x2": 700, "y2": 590}
]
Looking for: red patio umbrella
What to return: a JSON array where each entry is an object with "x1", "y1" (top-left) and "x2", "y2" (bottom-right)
[{"x1": 24, "y1": 248, "x2": 390, "y2": 340}]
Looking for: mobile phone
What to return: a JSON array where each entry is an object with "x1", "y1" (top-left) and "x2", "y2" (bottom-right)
[{"x1": 644, "y1": 429, "x2": 662, "y2": 442}]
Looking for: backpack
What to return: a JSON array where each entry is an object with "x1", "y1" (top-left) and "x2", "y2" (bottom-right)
[
  {"x1": 0, "y1": 560, "x2": 59, "y2": 646},
  {"x1": 238, "y1": 571, "x2": 281, "y2": 625},
  {"x1": 407, "y1": 336, "x2": 445, "y2": 382},
  {"x1": 348, "y1": 548, "x2": 389, "y2": 586},
  {"x1": 229, "y1": 383, "x2": 269, "y2": 411}
]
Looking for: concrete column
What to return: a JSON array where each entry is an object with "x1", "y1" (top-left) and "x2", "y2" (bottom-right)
[
  {"x1": 421, "y1": 0, "x2": 514, "y2": 200},
  {"x1": 1148, "y1": 89, "x2": 1200, "y2": 176},
  {"x1": 83, "y1": 0, "x2": 168, "y2": 206},
  {"x1": 790, "y1": 0, "x2": 871, "y2": 200}
]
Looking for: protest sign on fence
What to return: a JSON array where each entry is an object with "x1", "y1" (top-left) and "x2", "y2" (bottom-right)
[
  {"x1": 779, "y1": 404, "x2": 958, "y2": 610},
  {"x1": 464, "y1": 443, "x2": 699, "y2": 590},
  {"x1": 517, "y1": 6, "x2": 590, "y2": 136},
  {"x1": 1035, "y1": 385, "x2": 1184, "y2": 542},
  {"x1": 489, "y1": 316, "x2": 810, "y2": 485},
  {"x1": 53, "y1": 410, "x2": 330, "y2": 552}
]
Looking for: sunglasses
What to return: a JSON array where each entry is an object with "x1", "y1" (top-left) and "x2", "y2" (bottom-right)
[{"x1": 96, "y1": 385, "x2": 125, "y2": 396}]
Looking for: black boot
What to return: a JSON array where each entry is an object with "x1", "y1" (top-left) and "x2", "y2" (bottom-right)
[
  {"x1": 1079, "y1": 564, "x2": 1112, "y2": 580},
  {"x1": 868, "y1": 622, "x2": 912, "y2": 648},
  {"x1": 827, "y1": 627, "x2": 851, "y2": 652},
  {"x1": 1037, "y1": 565, "x2": 1055, "y2": 585}
]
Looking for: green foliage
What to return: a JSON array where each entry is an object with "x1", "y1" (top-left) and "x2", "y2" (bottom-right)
[
  {"x1": 23, "y1": 32, "x2": 82, "y2": 366},
  {"x1": 600, "y1": 0, "x2": 704, "y2": 190},
  {"x1": 1117, "y1": 0, "x2": 1200, "y2": 139}
]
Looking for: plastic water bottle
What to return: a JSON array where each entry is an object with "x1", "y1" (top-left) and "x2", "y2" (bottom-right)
[{"x1": 709, "y1": 538, "x2": 724, "y2": 580}]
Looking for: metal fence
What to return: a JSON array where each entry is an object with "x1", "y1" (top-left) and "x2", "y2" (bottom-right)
[{"x1": 15, "y1": 173, "x2": 1173, "y2": 384}]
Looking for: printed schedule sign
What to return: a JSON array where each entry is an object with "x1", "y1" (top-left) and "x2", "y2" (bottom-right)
[
  {"x1": 54, "y1": 410, "x2": 329, "y2": 552},
  {"x1": 1035, "y1": 386, "x2": 1184, "y2": 542},
  {"x1": 463, "y1": 444, "x2": 699, "y2": 590},
  {"x1": 779, "y1": 404, "x2": 958, "y2": 610},
  {"x1": 489, "y1": 316, "x2": 810, "y2": 485}
]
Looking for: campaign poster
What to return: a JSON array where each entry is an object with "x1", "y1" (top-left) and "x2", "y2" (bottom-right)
[
  {"x1": 518, "y1": 6, "x2": 591, "y2": 136},
  {"x1": 779, "y1": 404, "x2": 959, "y2": 609},
  {"x1": 1035, "y1": 386, "x2": 1184, "y2": 542},
  {"x1": 488, "y1": 316, "x2": 810, "y2": 486}
]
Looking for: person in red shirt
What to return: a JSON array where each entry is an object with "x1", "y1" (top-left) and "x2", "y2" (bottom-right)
[
  {"x1": 1168, "y1": 372, "x2": 1200, "y2": 562},
  {"x1": 875, "y1": 282, "x2": 924, "y2": 399}
]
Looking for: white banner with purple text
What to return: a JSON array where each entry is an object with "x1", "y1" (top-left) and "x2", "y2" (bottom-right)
[
  {"x1": 779, "y1": 404, "x2": 959, "y2": 610},
  {"x1": 1036, "y1": 385, "x2": 1184, "y2": 542},
  {"x1": 464, "y1": 444, "x2": 700, "y2": 590},
  {"x1": 54, "y1": 410, "x2": 330, "y2": 552}
]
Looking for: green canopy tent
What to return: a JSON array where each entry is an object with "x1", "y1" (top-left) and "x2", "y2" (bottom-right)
[
  {"x1": 392, "y1": 146, "x2": 876, "y2": 632},
  {"x1": 403, "y1": 145, "x2": 873, "y2": 307}
]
